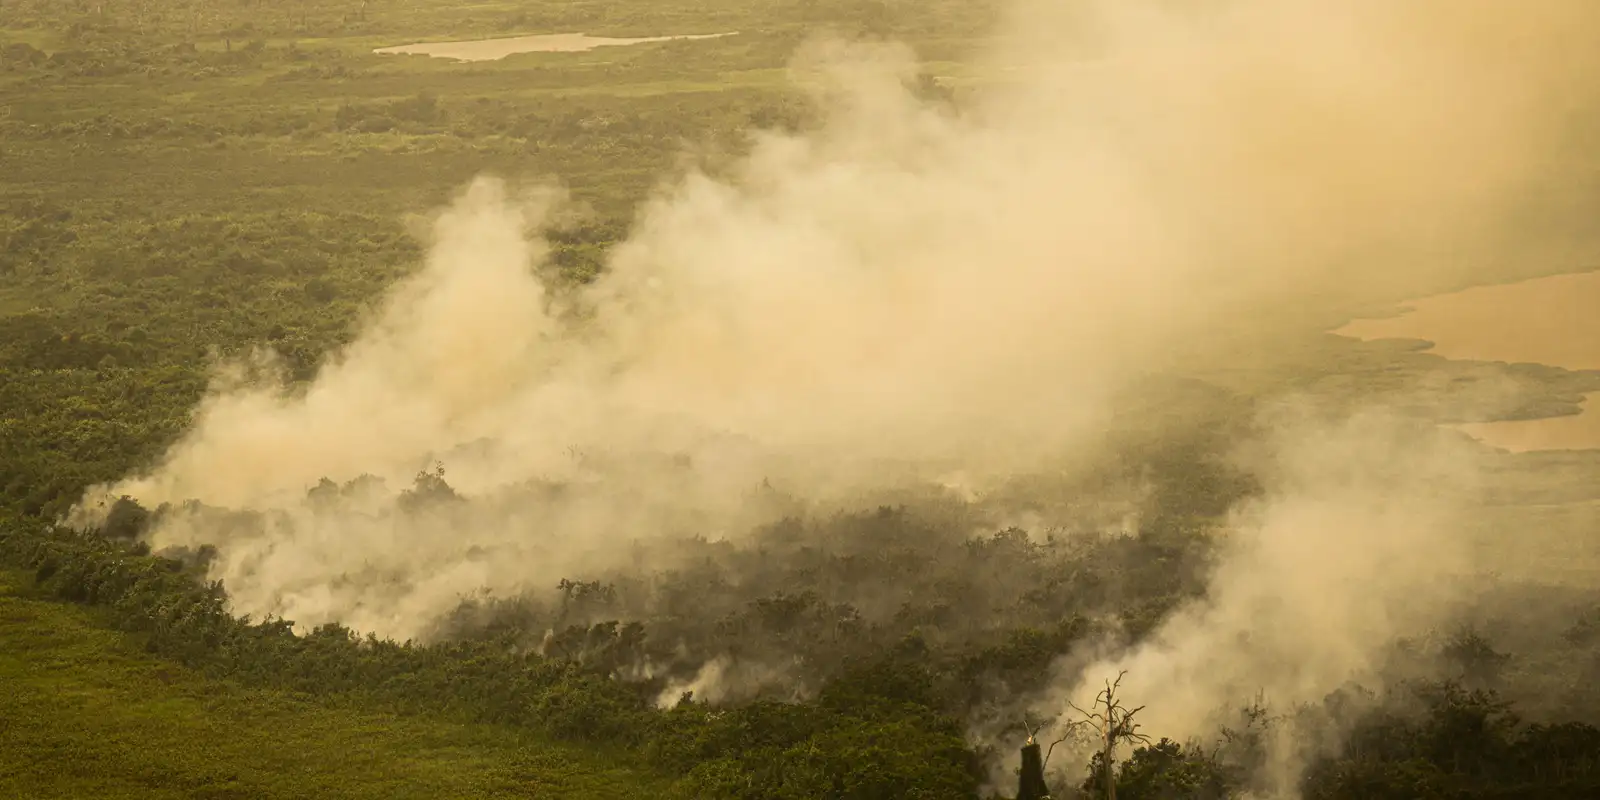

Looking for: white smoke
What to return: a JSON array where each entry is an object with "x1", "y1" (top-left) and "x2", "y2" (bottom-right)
[{"x1": 71, "y1": 3, "x2": 1600, "y2": 766}]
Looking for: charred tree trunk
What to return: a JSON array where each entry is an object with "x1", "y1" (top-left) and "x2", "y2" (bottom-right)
[{"x1": 1018, "y1": 741, "x2": 1051, "y2": 800}]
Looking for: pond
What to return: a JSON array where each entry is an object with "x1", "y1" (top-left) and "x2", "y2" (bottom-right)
[
  {"x1": 1334, "y1": 269, "x2": 1600, "y2": 451},
  {"x1": 372, "y1": 32, "x2": 735, "y2": 62}
]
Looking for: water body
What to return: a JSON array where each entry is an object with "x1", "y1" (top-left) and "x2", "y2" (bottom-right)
[
  {"x1": 373, "y1": 32, "x2": 734, "y2": 62},
  {"x1": 1335, "y1": 270, "x2": 1600, "y2": 451}
]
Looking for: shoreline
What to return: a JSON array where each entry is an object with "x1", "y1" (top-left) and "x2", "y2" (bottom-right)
[{"x1": 1332, "y1": 269, "x2": 1600, "y2": 452}]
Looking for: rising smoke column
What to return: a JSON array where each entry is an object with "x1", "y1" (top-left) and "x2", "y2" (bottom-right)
[
  {"x1": 75, "y1": 0, "x2": 1600, "y2": 696},
  {"x1": 1027, "y1": 410, "x2": 1483, "y2": 794}
]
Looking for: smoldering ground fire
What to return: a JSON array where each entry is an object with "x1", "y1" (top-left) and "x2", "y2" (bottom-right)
[{"x1": 68, "y1": 0, "x2": 1600, "y2": 793}]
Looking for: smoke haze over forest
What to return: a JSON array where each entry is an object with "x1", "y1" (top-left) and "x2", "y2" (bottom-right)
[{"x1": 61, "y1": 0, "x2": 1600, "y2": 791}]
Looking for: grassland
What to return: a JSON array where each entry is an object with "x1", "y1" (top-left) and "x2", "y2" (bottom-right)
[{"x1": 0, "y1": 569, "x2": 668, "y2": 799}]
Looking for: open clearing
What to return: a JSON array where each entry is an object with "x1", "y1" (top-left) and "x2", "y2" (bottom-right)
[{"x1": 373, "y1": 32, "x2": 736, "y2": 61}]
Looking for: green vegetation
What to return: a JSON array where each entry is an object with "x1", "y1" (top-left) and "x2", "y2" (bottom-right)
[
  {"x1": 0, "y1": 519, "x2": 992, "y2": 798},
  {"x1": 6, "y1": 504, "x2": 1600, "y2": 798},
  {"x1": 0, "y1": 567, "x2": 668, "y2": 799},
  {"x1": 3, "y1": 1, "x2": 1600, "y2": 798}
]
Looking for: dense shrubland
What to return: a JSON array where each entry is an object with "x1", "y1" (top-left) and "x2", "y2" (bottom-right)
[{"x1": 5, "y1": 466, "x2": 1600, "y2": 798}]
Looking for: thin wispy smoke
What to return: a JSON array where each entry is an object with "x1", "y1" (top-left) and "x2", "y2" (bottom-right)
[{"x1": 73, "y1": 0, "x2": 1599, "y2": 772}]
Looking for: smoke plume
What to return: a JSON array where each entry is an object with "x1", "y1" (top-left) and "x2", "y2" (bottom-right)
[
  {"x1": 1027, "y1": 410, "x2": 1482, "y2": 794},
  {"x1": 73, "y1": 0, "x2": 1600, "y2": 773}
]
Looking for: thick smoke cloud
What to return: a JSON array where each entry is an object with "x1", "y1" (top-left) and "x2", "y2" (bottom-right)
[
  {"x1": 1024, "y1": 410, "x2": 1483, "y2": 793},
  {"x1": 73, "y1": 0, "x2": 1600, "y2": 771}
]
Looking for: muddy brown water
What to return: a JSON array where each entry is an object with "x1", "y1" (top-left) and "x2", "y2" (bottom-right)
[
  {"x1": 1334, "y1": 270, "x2": 1600, "y2": 451},
  {"x1": 372, "y1": 32, "x2": 734, "y2": 62}
]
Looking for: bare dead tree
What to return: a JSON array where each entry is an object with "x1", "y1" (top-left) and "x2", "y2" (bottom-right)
[{"x1": 1058, "y1": 670, "x2": 1153, "y2": 800}]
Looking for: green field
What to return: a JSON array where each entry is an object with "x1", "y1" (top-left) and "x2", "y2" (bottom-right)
[{"x1": 0, "y1": 570, "x2": 666, "y2": 799}]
